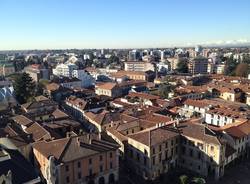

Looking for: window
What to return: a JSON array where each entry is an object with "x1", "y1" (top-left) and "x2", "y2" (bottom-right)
[
  {"x1": 89, "y1": 169, "x2": 92, "y2": 176},
  {"x1": 171, "y1": 140, "x2": 174, "y2": 146},
  {"x1": 152, "y1": 156, "x2": 155, "y2": 165},
  {"x1": 144, "y1": 157, "x2": 147, "y2": 166},
  {"x1": 198, "y1": 152, "x2": 201, "y2": 160},
  {"x1": 130, "y1": 149, "x2": 133, "y2": 157},
  {"x1": 165, "y1": 141, "x2": 168, "y2": 148},
  {"x1": 144, "y1": 149, "x2": 148, "y2": 156},
  {"x1": 65, "y1": 165, "x2": 69, "y2": 172},
  {"x1": 165, "y1": 150, "x2": 168, "y2": 159},
  {"x1": 110, "y1": 162, "x2": 113, "y2": 169},
  {"x1": 189, "y1": 149, "x2": 193, "y2": 157},
  {"x1": 77, "y1": 162, "x2": 81, "y2": 168},
  {"x1": 159, "y1": 145, "x2": 162, "y2": 152},
  {"x1": 78, "y1": 172, "x2": 81, "y2": 179},
  {"x1": 136, "y1": 153, "x2": 140, "y2": 162},
  {"x1": 100, "y1": 165, "x2": 103, "y2": 172},
  {"x1": 100, "y1": 155, "x2": 103, "y2": 161},
  {"x1": 159, "y1": 153, "x2": 162, "y2": 162},
  {"x1": 66, "y1": 176, "x2": 70, "y2": 183},
  {"x1": 198, "y1": 165, "x2": 201, "y2": 170},
  {"x1": 182, "y1": 147, "x2": 186, "y2": 154},
  {"x1": 176, "y1": 138, "x2": 179, "y2": 144},
  {"x1": 152, "y1": 147, "x2": 155, "y2": 154},
  {"x1": 89, "y1": 158, "x2": 92, "y2": 165},
  {"x1": 211, "y1": 146, "x2": 214, "y2": 152}
]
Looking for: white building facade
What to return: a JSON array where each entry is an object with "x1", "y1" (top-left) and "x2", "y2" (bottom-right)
[
  {"x1": 72, "y1": 70, "x2": 95, "y2": 88},
  {"x1": 52, "y1": 63, "x2": 78, "y2": 78}
]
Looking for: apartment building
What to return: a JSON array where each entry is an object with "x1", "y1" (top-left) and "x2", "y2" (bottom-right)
[
  {"x1": 179, "y1": 122, "x2": 226, "y2": 180},
  {"x1": 205, "y1": 107, "x2": 249, "y2": 127},
  {"x1": 24, "y1": 64, "x2": 49, "y2": 82},
  {"x1": 188, "y1": 57, "x2": 208, "y2": 75},
  {"x1": 179, "y1": 99, "x2": 211, "y2": 118},
  {"x1": 126, "y1": 126, "x2": 180, "y2": 180},
  {"x1": 21, "y1": 95, "x2": 58, "y2": 115},
  {"x1": 95, "y1": 83, "x2": 122, "y2": 98},
  {"x1": 52, "y1": 62, "x2": 78, "y2": 78},
  {"x1": 124, "y1": 61, "x2": 154, "y2": 72},
  {"x1": 110, "y1": 70, "x2": 147, "y2": 81}
]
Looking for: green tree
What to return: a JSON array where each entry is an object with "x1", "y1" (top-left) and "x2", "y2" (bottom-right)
[
  {"x1": 224, "y1": 55, "x2": 238, "y2": 76},
  {"x1": 179, "y1": 175, "x2": 188, "y2": 184},
  {"x1": 13, "y1": 72, "x2": 35, "y2": 104},
  {"x1": 35, "y1": 79, "x2": 50, "y2": 96},
  {"x1": 108, "y1": 55, "x2": 120, "y2": 65},
  {"x1": 176, "y1": 60, "x2": 189, "y2": 73},
  {"x1": 159, "y1": 83, "x2": 173, "y2": 99},
  {"x1": 192, "y1": 177, "x2": 206, "y2": 184},
  {"x1": 242, "y1": 54, "x2": 250, "y2": 64},
  {"x1": 235, "y1": 63, "x2": 249, "y2": 77}
]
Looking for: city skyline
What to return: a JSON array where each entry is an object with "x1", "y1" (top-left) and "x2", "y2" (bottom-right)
[{"x1": 1, "y1": 0, "x2": 250, "y2": 50}]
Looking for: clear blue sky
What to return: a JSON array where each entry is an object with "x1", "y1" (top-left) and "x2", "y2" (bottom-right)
[{"x1": 0, "y1": 0, "x2": 250, "y2": 50}]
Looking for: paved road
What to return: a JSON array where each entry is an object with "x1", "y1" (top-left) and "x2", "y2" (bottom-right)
[
  {"x1": 208, "y1": 161, "x2": 250, "y2": 184},
  {"x1": 118, "y1": 161, "x2": 250, "y2": 184}
]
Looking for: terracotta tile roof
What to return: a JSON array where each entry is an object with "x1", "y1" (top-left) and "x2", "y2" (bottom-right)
[
  {"x1": 85, "y1": 110, "x2": 121, "y2": 126},
  {"x1": 183, "y1": 99, "x2": 210, "y2": 108},
  {"x1": 237, "y1": 121, "x2": 250, "y2": 135},
  {"x1": 43, "y1": 119, "x2": 81, "y2": 129},
  {"x1": 33, "y1": 137, "x2": 70, "y2": 160},
  {"x1": 179, "y1": 122, "x2": 221, "y2": 145},
  {"x1": 45, "y1": 82, "x2": 60, "y2": 91},
  {"x1": 128, "y1": 126, "x2": 179, "y2": 146},
  {"x1": 111, "y1": 70, "x2": 146, "y2": 77},
  {"x1": 224, "y1": 126, "x2": 247, "y2": 138},
  {"x1": 33, "y1": 134, "x2": 119, "y2": 162},
  {"x1": 128, "y1": 92, "x2": 160, "y2": 100},
  {"x1": 52, "y1": 109, "x2": 69, "y2": 119},
  {"x1": 3, "y1": 124, "x2": 31, "y2": 147},
  {"x1": 207, "y1": 107, "x2": 249, "y2": 119},
  {"x1": 116, "y1": 120, "x2": 140, "y2": 132},
  {"x1": 107, "y1": 128, "x2": 128, "y2": 142},
  {"x1": 25, "y1": 122, "x2": 51, "y2": 141},
  {"x1": 118, "y1": 80, "x2": 147, "y2": 88},
  {"x1": 12, "y1": 115, "x2": 33, "y2": 127},
  {"x1": 144, "y1": 113, "x2": 171, "y2": 124},
  {"x1": 22, "y1": 96, "x2": 57, "y2": 110},
  {"x1": 96, "y1": 82, "x2": 117, "y2": 90},
  {"x1": 66, "y1": 96, "x2": 88, "y2": 110}
]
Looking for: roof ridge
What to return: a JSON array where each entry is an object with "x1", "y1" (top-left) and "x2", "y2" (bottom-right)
[{"x1": 58, "y1": 138, "x2": 71, "y2": 161}]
